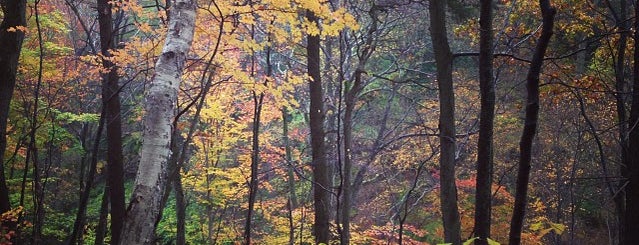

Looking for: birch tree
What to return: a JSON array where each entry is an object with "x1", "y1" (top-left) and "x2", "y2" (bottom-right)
[{"x1": 119, "y1": 0, "x2": 197, "y2": 243}]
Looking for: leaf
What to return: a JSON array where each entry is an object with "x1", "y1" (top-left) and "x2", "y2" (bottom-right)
[
  {"x1": 460, "y1": 237, "x2": 500, "y2": 245},
  {"x1": 487, "y1": 238, "x2": 501, "y2": 245},
  {"x1": 462, "y1": 237, "x2": 478, "y2": 245},
  {"x1": 530, "y1": 221, "x2": 543, "y2": 231}
]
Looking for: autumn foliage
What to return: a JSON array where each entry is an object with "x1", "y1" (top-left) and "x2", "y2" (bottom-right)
[{"x1": 0, "y1": 0, "x2": 636, "y2": 244}]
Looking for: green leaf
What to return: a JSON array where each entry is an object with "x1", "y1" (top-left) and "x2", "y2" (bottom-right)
[
  {"x1": 460, "y1": 237, "x2": 500, "y2": 245},
  {"x1": 530, "y1": 221, "x2": 543, "y2": 231},
  {"x1": 487, "y1": 238, "x2": 501, "y2": 245},
  {"x1": 462, "y1": 237, "x2": 478, "y2": 245}
]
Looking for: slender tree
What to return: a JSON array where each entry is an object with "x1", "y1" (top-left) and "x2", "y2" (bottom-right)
[
  {"x1": 67, "y1": 109, "x2": 105, "y2": 244},
  {"x1": 428, "y1": 0, "x2": 462, "y2": 243},
  {"x1": 608, "y1": 0, "x2": 629, "y2": 243},
  {"x1": 508, "y1": 1, "x2": 555, "y2": 244},
  {"x1": 626, "y1": 0, "x2": 639, "y2": 243},
  {"x1": 30, "y1": 1, "x2": 45, "y2": 241},
  {"x1": 119, "y1": 0, "x2": 197, "y2": 243},
  {"x1": 474, "y1": 0, "x2": 495, "y2": 244},
  {"x1": 340, "y1": 5, "x2": 379, "y2": 244},
  {"x1": 245, "y1": 26, "x2": 268, "y2": 245}
]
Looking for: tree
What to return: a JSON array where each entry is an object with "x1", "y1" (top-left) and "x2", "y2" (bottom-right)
[
  {"x1": 96, "y1": 0, "x2": 125, "y2": 243},
  {"x1": 428, "y1": 0, "x2": 462, "y2": 243},
  {"x1": 306, "y1": 8, "x2": 331, "y2": 245},
  {"x1": 626, "y1": 0, "x2": 639, "y2": 243},
  {"x1": 119, "y1": 0, "x2": 197, "y2": 243},
  {"x1": 508, "y1": 0, "x2": 556, "y2": 244},
  {"x1": 0, "y1": 0, "x2": 27, "y2": 221},
  {"x1": 340, "y1": 4, "x2": 380, "y2": 244},
  {"x1": 608, "y1": 0, "x2": 629, "y2": 243},
  {"x1": 474, "y1": 0, "x2": 495, "y2": 244}
]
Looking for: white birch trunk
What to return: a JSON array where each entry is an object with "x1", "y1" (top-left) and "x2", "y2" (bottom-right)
[{"x1": 119, "y1": 0, "x2": 196, "y2": 243}]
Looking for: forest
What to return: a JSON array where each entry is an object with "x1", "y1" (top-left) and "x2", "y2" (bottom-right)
[{"x1": 1, "y1": 0, "x2": 639, "y2": 244}]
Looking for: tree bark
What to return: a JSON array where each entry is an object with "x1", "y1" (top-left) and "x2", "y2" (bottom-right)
[
  {"x1": 474, "y1": 0, "x2": 495, "y2": 244},
  {"x1": 508, "y1": 1, "x2": 555, "y2": 244},
  {"x1": 306, "y1": 9, "x2": 331, "y2": 245},
  {"x1": 608, "y1": 0, "x2": 628, "y2": 243},
  {"x1": 96, "y1": 0, "x2": 126, "y2": 243},
  {"x1": 428, "y1": 0, "x2": 462, "y2": 244},
  {"x1": 625, "y1": 0, "x2": 639, "y2": 243},
  {"x1": 0, "y1": 0, "x2": 27, "y2": 221},
  {"x1": 120, "y1": 0, "x2": 197, "y2": 243}
]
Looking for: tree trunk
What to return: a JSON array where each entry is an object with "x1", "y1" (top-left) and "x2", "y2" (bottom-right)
[
  {"x1": 67, "y1": 109, "x2": 105, "y2": 245},
  {"x1": 31, "y1": 2, "x2": 46, "y2": 241},
  {"x1": 474, "y1": 0, "x2": 495, "y2": 244},
  {"x1": 625, "y1": 1, "x2": 639, "y2": 243},
  {"x1": 339, "y1": 7, "x2": 378, "y2": 244},
  {"x1": 428, "y1": 0, "x2": 462, "y2": 244},
  {"x1": 283, "y1": 107, "x2": 297, "y2": 245},
  {"x1": 341, "y1": 78, "x2": 355, "y2": 245},
  {"x1": 306, "y1": 9, "x2": 331, "y2": 245},
  {"x1": 0, "y1": 0, "x2": 27, "y2": 227},
  {"x1": 611, "y1": 0, "x2": 628, "y2": 242},
  {"x1": 120, "y1": 0, "x2": 197, "y2": 243},
  {"x1": 508, "y1": 1, "x2": 555, "y2": 244},
  {"x1": 174, "y1": 173, "x2": 187, "y2": 245},
  {"x1": 245, "y1": 26, "x2": 267, "y2": 244},
  {"x1": 96, "y1": 0, "x2": 126, "y2": 243},
  {"x1": 94, "y1": 185, "x2": 110, "y2": 245}
]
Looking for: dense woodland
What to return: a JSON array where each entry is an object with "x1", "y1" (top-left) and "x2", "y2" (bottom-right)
[{"x1": 1, "y1": 0, "x2": 639, "y2": 244}]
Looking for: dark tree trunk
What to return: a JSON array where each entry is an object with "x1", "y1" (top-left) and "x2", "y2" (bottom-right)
[
  {"x1": 625, "y1": 1, "x2": 639, "y2": 243},
  {"x1": 306, "y1": 9, "x2": 331, "y2": 245},
  {"x1": 67, "y1": 109, "x2": 105, "y2": 245},
  {"x1": 283, "y1": 107, "x2": 297, "y2": 245},
  {"x1": 508, "y1": 1, "x2": 555, "y2": 244},
  {"x1": 0, "y1": 0, "x2": 27, "y2": 223},
  {"x1": 610, "y1": 0, "x2": 628, "y2": 243},
  {"x1": 599, "y1": 1, "x2": 630, "y2": 242},
  {"x1": 94, "y1": 185, "x2": 110, "y2": 245},
  {"x1": 31, "y1": 2, "x2": 46, "y2": 242},
  {"x1": 428, "y1": 0, "x2": 462, "y2": 244},
  {"x1": 474, "y1": 0, "x2": 495, "y2": 244},
  {"x1": 174, "y1": 174, "x2": 186, "y2": 245},
  {"x1": 96, "y1": 0, "x2": 125, "y2": 243},
  {"x1": 245, "y1": 26, "x2": 267, "y2": 244},
  {"x1": 244, "y1": 79, "x2": 264, "y2": 245}
]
